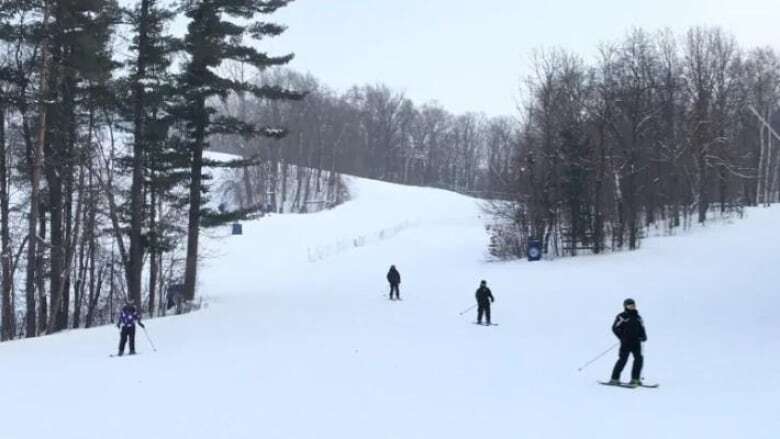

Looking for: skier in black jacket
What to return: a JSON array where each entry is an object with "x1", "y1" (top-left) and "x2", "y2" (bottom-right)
[
  {"x1": 387, "y1": 265, "x2": 401, "y2": 300},
  {"x1": 475, "y1": 280, "x2": 494, "y2": 325},
  {"x1": 609, "y1": 298, "x2": 647, "y2": 385}
]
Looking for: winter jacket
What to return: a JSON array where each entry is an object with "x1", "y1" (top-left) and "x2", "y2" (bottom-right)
[
  {"x1": 475, "y1": 286, "x2": 494, "y2": 304},
  {"x1": 118, "y1": 305, "x2": 143, "y2": 329},
  {"x1": 387, "y1": 267, "x2": 401, "y2": 285},
  {"x1": 612, "y1": 309, "x2": 647, "y2": 344}
]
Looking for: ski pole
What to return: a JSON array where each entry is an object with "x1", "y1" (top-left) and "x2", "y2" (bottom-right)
[
  {"x1": 458, "y1": 304, "x2": 477, "y2": 316},
  {"x1": 141, "y1": 326, "x2": 157, "y2": 352},
  {"x1": 576, "y1": 342, "x2": 619, "y2": 372}
]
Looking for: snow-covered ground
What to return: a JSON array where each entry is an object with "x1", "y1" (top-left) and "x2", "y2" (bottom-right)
[{"x1": 1, "y1": 175, "x2": 778, "y2": 439}]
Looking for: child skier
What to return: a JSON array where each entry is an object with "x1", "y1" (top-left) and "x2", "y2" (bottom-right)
[{"x1": 117, "y1": 301, "x2": 145, "y2": 356}]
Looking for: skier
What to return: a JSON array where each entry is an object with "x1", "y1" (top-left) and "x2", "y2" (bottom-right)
[
  {"x1": 387, "y1": 265, "x2": 401, "y2": 300},
  {"x1": 475, "y1": 280, "x2": 494, "y2": 325},
  {"x1": 116, "y1": 301, "x2": 145, "y2": 356},
  {"x1": 609, "y1": 298, "x2": 647, "y2": 385}
]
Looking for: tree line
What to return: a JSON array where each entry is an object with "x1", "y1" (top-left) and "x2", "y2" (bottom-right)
[
  {"x1": 487, "y1": 28, "x2": 779, "y2": 259},
  {"x1": 212, "y1": 69, "x2": 517, "y2": 201}
]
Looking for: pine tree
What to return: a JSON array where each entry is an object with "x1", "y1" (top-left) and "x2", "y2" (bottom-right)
[
  {"x1": 45, "y1": 0, "x2": 119, "y2": 332},
  {"x1": 175, "y1": 0, "x2": 303, "y2": 301},
  {"x1": 122, "y1": 0, "x2": 179, "y2": 310}
]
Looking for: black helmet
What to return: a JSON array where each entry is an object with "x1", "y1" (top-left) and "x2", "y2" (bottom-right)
[
  {"x1": 623, "y1": 298, "x2": 636, "y2": 307},
  {"x1": 480, "y1": 280, "x2": 487, "y2": 286}
]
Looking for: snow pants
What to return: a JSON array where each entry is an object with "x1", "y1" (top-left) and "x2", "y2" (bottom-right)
[
  {"x1": 389, "y1": 283, "x2": 400, "y2": 299},
  {"x1": 477, "y1": 302, "x2": 491, "y2": 324},
  {"x1": 611, "y1": 342, "x2": 643, "y2": 381},
  {"x1": 119, "y1": 326, "x2": 136, "y2": 355}
]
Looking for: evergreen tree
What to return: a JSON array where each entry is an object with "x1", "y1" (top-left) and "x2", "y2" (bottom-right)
[
  {"x1": 45, "y1": 0, "x2": 119, "y2": 332},
  {"x1": 175, "y1": 0, "x2": 303, "y2": 301},
  {"x1": 122, "y1": 0, "x2": 179, "y2": 310}
]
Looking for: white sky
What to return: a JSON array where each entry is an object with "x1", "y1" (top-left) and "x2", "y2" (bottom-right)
[
  {"x1": 155, "y1": 0, "x2": 779, "y2": 117},
  {"x1": 260, "y1": 0, "x2": 779, "y2": 116}
]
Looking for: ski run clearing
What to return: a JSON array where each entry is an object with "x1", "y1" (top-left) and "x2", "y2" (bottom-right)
[{"x1": 1, "y1": 173, "x2": 778, "y2": 439}]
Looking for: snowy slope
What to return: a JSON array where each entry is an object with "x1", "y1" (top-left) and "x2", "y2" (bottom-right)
[{"x1": 0, "y1": 175, "x2": 778, "y2": 439}]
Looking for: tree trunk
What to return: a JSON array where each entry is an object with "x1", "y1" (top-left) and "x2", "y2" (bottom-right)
[
  {"x1": 128, "y1": 0, "x2": 150, "y2": 308},
  {"x1": 45, "y1": 13, "x2": 66, "y2": 332},
  {"x1": 183, "y1": 97, "x2": 206, "y2": 302},
  {"x1": 697, "y1": 150, "x2": 709, "y2": 223},
  {"x1": 24, "y1": 1, "x2": 50, "y2": 337},
  {"x1": 36, "y1": 203, "x2": 47, "y2": 334},
  {"x1": 147, "y1": 175, "x2": 158, "y2": 315},
  {"x1": 84, "y1": 262, "x2": 103, "y2": 329},
  {"x1": 765, "y1": 108, "x2": 773, "y2": 206},
  {"x1": 0, "y1": 99, "x2": 14, "y2": 340}
]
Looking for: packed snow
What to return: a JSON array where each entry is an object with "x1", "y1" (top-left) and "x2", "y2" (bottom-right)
[{"x1": 0, "y1": 174, "x2": 778, "y2": 439}]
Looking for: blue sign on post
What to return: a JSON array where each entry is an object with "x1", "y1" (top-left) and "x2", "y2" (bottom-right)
[
  {"x1": 527, "y1": 240, "x2": 542, "y2": 261},
  {"x1": 232, "y1": 223, "x2": 243, "y2": 235}
]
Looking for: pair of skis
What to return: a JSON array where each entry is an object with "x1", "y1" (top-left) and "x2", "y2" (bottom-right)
[{"x1": 598, "y1": 381, "x2": 659, "y2": 389}]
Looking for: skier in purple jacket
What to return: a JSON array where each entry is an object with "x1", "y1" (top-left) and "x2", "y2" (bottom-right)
[{"x1": 117, "y1": 301, "x2": 145, "y2": 356}]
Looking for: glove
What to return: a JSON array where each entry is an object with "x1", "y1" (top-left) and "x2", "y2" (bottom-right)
[{"x1": 116, "y1": 323, "x2": 120, "y2": 329}]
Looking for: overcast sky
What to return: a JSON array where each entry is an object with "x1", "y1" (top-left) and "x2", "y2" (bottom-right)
[{"x1": 249, "y1": 0, "x2": 778, "y2": 116}]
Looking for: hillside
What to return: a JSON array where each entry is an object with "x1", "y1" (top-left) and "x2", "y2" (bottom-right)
[{"x1": 0, "y1": 175, "x2": 778, "y2": 439}]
